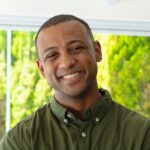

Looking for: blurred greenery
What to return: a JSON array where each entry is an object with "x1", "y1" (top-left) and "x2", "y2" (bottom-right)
[
  {"x1": 0, "y1": 30, "x2": 6, "y2": 139},
  {"x1": 0, "y1": 31, "x2": 150, "y2": 140},
  {"x1": 11, "y1": 31, "x2": 52, "y2": 127},
  {"x1": 96, "y1": 34, "x2": 150, "y2": 117}
]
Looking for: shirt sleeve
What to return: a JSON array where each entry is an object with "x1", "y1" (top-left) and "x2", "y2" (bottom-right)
[
  {"x1": 0, "y1": 131, "x2": 23, "y2": 150},
  {"x1": 0, "y1": 123, "x2": 31, "y2": 150},
  {"x1": 142, "y1": 125, "x2": 150, "y2": 150}
]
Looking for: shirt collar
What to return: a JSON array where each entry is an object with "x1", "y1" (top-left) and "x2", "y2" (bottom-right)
[{"x1": 50, "y1": 89, "x2": 112, "y2": 125}]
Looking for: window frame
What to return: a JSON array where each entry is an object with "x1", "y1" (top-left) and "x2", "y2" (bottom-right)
[{"x1": 1, "y1": 15, "x2": 150, "y2": 35}]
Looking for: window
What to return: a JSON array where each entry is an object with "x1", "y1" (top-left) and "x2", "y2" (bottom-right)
[{"x1": 0, "y1": 16, "x2": 150, "y2": 140}]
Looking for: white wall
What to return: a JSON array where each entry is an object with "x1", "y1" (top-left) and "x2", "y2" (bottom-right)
[{"x1": 0, "y1": 0, "x2": 150, "y2": 22}]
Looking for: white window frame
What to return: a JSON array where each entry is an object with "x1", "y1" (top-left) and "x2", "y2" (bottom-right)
[
  {"x1": 0, "y1": 15, "x2": 150, "y2": 131},
  {"x1": 1, "y1": 15, "x2": 150, "y2": 35}
]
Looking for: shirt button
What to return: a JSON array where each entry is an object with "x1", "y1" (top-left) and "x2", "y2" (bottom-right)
[
  {"x1": 81, "y1": 132, "x2": 86, "y2": 137},
  {"x1": 95, "y1": 117, "x2": 100, "y2": 122},
  {"x1": 67, "y1": 114, "x2": 71, "y2": 118},
  {"x1": 64, "y1": 119, "x2": 68, "y2": 124}
]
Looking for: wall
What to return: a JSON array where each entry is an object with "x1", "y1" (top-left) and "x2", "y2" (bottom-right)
[{"x1": 0, "y1": 0, "x2": 150, "y2": 22}]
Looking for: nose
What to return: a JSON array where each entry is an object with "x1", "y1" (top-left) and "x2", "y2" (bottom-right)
[{"x1": 58, "y1": 52, "x2": 77, "y2": 69}]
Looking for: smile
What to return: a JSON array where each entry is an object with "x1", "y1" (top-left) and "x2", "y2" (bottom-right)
[{"x1": 62, "y1": 72, "x2": 80, "y2": 79}]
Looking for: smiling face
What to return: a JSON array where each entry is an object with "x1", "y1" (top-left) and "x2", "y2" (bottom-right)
[{"x1": 36, "y1": 20, "x2": 102, "y2": 100}]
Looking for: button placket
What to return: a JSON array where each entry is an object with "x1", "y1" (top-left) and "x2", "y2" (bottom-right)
[
  {"x1": 78, "y1": 127, "x2": 88, "y2": 138},
  {"x1": 78, "y1": 128, "x2": 90, "y2": 150}
]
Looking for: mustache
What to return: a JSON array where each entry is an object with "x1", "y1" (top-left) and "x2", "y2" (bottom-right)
[{"x1": 56, "y1": 66, "x2": 83, "y2": 77}]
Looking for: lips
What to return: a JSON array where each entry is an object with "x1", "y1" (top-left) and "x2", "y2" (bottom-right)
[
  {"x1": 62, "y1": 72, "x2": 80, "y2": 79},
  {"x1": 56, "y1": 67, "x2": 83, "y2": 78},
  {"x1": 58, "y1": 71, "x2": 83, "y2": 85}
]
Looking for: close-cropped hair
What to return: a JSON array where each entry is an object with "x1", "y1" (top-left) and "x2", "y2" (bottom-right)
[{"x1": 35, "y1": 14, "x2": 94, "y2": 48}]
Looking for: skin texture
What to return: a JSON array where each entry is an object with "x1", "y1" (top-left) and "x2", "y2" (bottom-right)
[{"x1": 36, "y1": 20, "x2": 102, "y2": 118}]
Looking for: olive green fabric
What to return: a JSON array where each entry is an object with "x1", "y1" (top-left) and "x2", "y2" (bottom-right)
[{"x1": 0, "y1": 89, "x2": 150, "y2": 150}]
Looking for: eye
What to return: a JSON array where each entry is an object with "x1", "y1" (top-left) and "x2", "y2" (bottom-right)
[
  {"x1": 70, "y1": 46, "x2": 84, "y2": 53},
  {"x1": 45, "y1": 52, "x2": 58, "y2": 61}
]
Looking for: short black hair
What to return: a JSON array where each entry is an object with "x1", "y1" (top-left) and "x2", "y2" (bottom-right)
[{"x1": 35, "y1": 14, "x2": 94, "y2": 48}]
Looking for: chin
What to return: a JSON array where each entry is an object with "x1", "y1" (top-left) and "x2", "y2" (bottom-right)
[
  {"x1": 55, "y1": 80, "x2": 95, "y2": 98},
  {"x1": 63, "y1": 86, "x2": 90, "y2": 98},
  {"x1": 64, "y1": 90, "x2": 82, "y2": 97}
]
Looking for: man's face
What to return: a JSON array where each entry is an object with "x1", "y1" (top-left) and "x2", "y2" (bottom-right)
[{"x1": 36, "y1": 20, "x2": 102, "y2": 98}]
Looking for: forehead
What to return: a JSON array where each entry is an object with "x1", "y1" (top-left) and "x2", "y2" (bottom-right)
[
  {"x1": 37, "y1": 21, "x2": 90, "y2": 45},
  {"x1": 42, "y1": 20, "x2": 88, "y2": 34}
]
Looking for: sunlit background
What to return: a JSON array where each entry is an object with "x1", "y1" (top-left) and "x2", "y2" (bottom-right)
[{"x1": 0, "y1": 30, "x2": 150, "y2": 140}]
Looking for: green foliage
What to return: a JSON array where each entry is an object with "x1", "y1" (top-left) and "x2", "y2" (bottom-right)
[
  {"x1": 94, "y1": 34, "x2": 110, "y2": 90},
  {"x1": 0, "y1": 30, "x2": 6, "y2": 139},
  {"x1": 10, "y1": 31, "x2": 52, "y2": 127},
  {"x1": 105, "y1": 35, "x2": 150, "y2": 117}
]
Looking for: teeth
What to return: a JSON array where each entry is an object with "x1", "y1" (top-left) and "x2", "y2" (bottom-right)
[{"x1": 63, "y1": 72, "x2": 79, "y2": 79}]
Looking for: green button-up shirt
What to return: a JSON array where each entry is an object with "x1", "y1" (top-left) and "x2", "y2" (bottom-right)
[{"x1": 0, "y1": 89, "x2": 150, "y2": 150}]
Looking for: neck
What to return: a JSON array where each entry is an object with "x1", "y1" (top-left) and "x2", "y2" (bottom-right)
[{"x1": 55, "y1": 86, "x2": 102, "y2": 119}]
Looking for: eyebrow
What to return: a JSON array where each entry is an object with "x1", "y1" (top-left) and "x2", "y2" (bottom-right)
[
  {"x1": 43, "y1": 46, "x2": 58, "y2": 53},
  {"x1": 67, "y1": 40, "x2": 85, "y2": 45},
  {"x1": 43, "y1": 39, "x2": 85, "y2": 53}
]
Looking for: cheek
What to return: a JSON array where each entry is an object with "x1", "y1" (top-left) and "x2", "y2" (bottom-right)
[
  {"x1": 82, "y1": 53, "x2": 97, "y2": 67},
  {"x1": 43, "y1": 62, "x2": 53, "y2": 77},
  {"x1": 44, "y1": 62, "x2": 59, "y2": 82},
  {"x1": 84, "y1": 56, "x2": 98, "y2": 75}
]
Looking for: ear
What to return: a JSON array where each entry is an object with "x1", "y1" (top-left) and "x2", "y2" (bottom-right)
[
  {"x1": 94, "y1": 40, "x2": 102, "y2": 62},
  {"x1": 36, "y1": 58, "x2": 45, "y2": 77}
]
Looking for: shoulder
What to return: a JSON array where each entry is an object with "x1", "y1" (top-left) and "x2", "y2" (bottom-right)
[
  {"x1": 0, "y1": 115, "x2": 34, "y2": 149},
  {"x1": 110, "y1": 101, "x2": 150, "y2": 125},
  {"x1": 107, "y1": 101, "x2": 150, "y2": 148},
  {"x1": 12, "y1": 102, "x2": 51, "y2": 132},
  {"x1": 110, "y1": 101, "x2": 150, "y2": 140},
  {"x1": 12, "y1": 102, "x2": 51, "y2": 134},
  {"x1": 0, "y1": 102, "x2": 52, "y2": 149}
]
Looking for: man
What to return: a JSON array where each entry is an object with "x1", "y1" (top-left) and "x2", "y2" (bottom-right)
[{"x1": 0, "y1": 14, "x2": 150, "y2": 150}]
